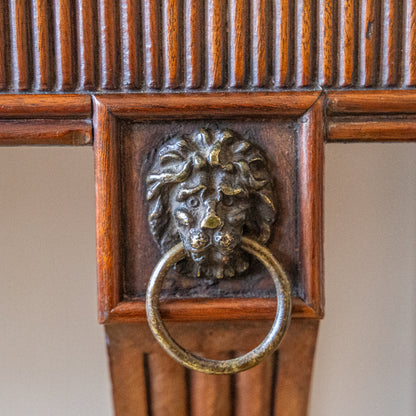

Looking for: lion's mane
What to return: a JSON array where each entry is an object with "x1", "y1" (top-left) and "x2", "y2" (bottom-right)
[{"x1": 146, "y1": 128, "x2": 276, "y2": 253}]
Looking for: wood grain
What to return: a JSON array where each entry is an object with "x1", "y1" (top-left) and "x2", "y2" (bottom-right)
[
  {"x1": 77, "y1": 0, "x2": 97, "y2": 90},
  {"x1": 0, "y1": 94, "x2": 91, "y2": 118},
  {"x1": 317, "y1": 0, "x2": 334, "y2": 86},
  {"x1": 295, "y1": 0, "x2": 312, "y2": 87},
  {"x1": 338, "y1": 0, "x2": 355, "y2": 87},
  {"x1": 0, "y1": 0, "x2": 9, "y2": 89},
  {"x1": 328, "y1": 118, "x2": 416, "y2": 142},
  {"x1": 163, "y1": 0, "x2": 181, "y2": 89},
  {"x1": 380, "y1": 0, "x2": 400, "y2": 86},
  {"x1": 229, "y1": 0, "x2": 248, "y2": 88},
  {"x1": 148, "y1": 352, "x2": 188, "y2": 416},
  {"x1": 274, "y1": 319, "x2": 319, "y2": 415},
  {"x1": 32, "y1": 0, "x2": 52, "y2": 91},
  {"x1": 327, "y1": 91, "x2": 416, "y2": 142},
  {"x1": 274, "y1": 0, "x2": 291, "y2": 88},
  {"x1": 98, "y1": 0, "x2": 119, "y2": 89},
  {"x1": 235, "y1": 354, "x2": 274, "y2": 416},
  {"x1": 107, "y1": 346, "x2": 148, "y2": 416},
  {"x1": 298, "y1": 98, "x2": 325, "y2": 317},
  {"x1": 105, "y1": 319, "x2": 319, "y2": 416},
  {"x1": 94, "y1": 91, "x2": 320, "y2": 119},
  {"x1": 206, "y1": 0, "x2": 226, "y2": 89},
  {"x1": 184, "y1": 0, "x2": 203, "y2": 89},
  {"x1": 143, "y1": 0, "x2": 161, "y2": 89},
  {"x1": 251, "y1": 0, "x2": 269, "y2": 87},
  {"x1": 103, "y1": 298, "x2": 319, "y2": 324},
  {"x1": 191, "y1": 366, "x2": 232, "y2": 416},
  {"x1": 0, "y1": 0, "x2": 414, "y2": 91},
  {"x1": 327, "y1": 90, "x2": 416, "y2": 114},
  {"x1": 93, "y1": 92, "x2": 324, "y2": 323},
  {"x1": 54, "y1": 0, "x2": 75, "y2": 90},
  {"x1": 93, "y1": 97, "x2": 122, "y2": 323},
  {"x1": 0, "y1": 119, "x2": 92, "y2": 145},
  {"x1": 357, "y1": 0, "x2": 378, "y2": 87},
  {"x1": 9, "y1": 0, "x2": 30, "y2": 91},
  {"x1": 120, "y1": 0, "x2": 140, "y2": 89},
  {"x1": 404, "y1": 0, "x2": 416, "y2": 86}
]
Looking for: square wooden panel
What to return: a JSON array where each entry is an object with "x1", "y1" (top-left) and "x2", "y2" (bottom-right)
[{"x1": 93, "y1": 92, "x2": 324, "y2": 323}]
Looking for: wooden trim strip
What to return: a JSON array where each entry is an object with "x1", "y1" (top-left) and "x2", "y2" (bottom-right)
[
  {"x1": 328, "y1": 118, "x2": 416, "y2": 142},
  {"x1": 298, "y1": 98, "x2": 325, "y2": 318},
  {"x1": 0, "y1": 95, "x2": 91, "y2": 118},
  {"x1": 102, "y1": 297, "x2": 319, "y2": 324},
  {"x1": 327, "y1": 90, "x2": 416, "y2": 114},
  {"x1": 93, "y1": 97, "x2": 122, "y2": 323},
  {"x1": 0, "y1": 119, "x2": 92, "y2": 145},
  {"x1": 95, "y1": 91, "x2": 321, "y2": 119}
]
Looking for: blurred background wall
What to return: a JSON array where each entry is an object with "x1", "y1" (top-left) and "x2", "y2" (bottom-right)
[{"x1": 0, "y1": 144, "x2": 415, "y2": 415}]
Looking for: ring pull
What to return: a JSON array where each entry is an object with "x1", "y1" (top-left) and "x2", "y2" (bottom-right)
[
  {"x1": 146, "y1": 237, "x2": 292, "y2": 375},
  {"x1": 145, "y1": 128, "x2": 292, "y2": 374}
]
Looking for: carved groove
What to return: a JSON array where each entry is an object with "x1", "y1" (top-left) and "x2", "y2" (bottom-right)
[{"x1": 0, "y1": 0, "x2": 415, "y2": 91}]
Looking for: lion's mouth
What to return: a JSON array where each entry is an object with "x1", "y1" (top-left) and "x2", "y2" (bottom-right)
[{"x1": 188, "y1": 241, "x2": 238, "y2": 259}]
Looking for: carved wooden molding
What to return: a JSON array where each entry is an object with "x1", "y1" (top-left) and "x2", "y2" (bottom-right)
[
  {"x1": 1, "y1": 1, "x2": 415, "y2": 92},
  {"x1": 0, "y1": 95, "x2": 92, "y2": 145},
  {"x1": 326, "y1": 90, "x2": 416, "y2": 141},
  {"x1": 106, "y1": 320, "x2": 319, "y2": 416},
  {"x1": 93, "y1": 91, "x2": 324, "y2": 323}
]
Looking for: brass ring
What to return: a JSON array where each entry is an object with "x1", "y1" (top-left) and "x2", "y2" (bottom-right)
[{"x1": 146, "y1": 236, "x2": 292, "y2": 375}]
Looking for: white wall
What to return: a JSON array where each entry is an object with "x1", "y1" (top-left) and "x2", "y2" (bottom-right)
[
  {"x1": 310, "y1": 143, "x2": 416, "y2": 416},
  {"x1": 0, "y1": 144, "x2": 414, "y2": 415}
]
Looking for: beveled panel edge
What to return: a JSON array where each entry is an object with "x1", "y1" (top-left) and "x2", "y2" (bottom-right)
[
  {"x1": 93, "y1": 91, "x2": 321, "y2": 119},
  {"x1": 103, "y1": 297, "x2": 320, "y2": 324}
]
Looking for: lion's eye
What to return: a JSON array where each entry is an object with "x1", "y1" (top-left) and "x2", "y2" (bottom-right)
[
  {"x1": 187, "y1": 196, "x2": 200, "y2": 208},
  {"x1": 222, "y1": 196, "x2": 234, "y2": 207}
]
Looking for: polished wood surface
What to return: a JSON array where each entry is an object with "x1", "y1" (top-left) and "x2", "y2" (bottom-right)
[
  {"x1": 105, "y1": 297, "x2": 319, "y2": 324},
  {"x1": 327, "y1": 90, "x2": 416, "y2": 142},
  {"x1": 93, "y1": 92, "x2": 324, "y2": 323},
  {"x1": 0, "y1": 119, "x2": 92, "y2": 145},
  {"x1": 1, "y1": 1, "x2": 416, "y2": 415},
  {"x1": 0, "y1": 95, "x2": 92, "y2": 145},
  {"x1": 106, "y1": 320, "x2": 319, "y2": 416},
  {"x1": 0, "y1": 1, "x2": 415, "y2": 92}
]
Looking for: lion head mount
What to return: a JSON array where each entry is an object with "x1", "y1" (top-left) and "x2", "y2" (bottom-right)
[{"x1": 146, "y1": 128, "x2": 276, "y2": 280}]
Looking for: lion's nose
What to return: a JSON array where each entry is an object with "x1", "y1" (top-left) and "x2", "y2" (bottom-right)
[{"x1": 201, "y1": 211, "x2": 221, "y2": 229}]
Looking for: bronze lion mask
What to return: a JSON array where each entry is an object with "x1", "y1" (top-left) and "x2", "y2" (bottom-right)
[{"x1": 146, "y1": 128, "x2": 276, "y2": 279}]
